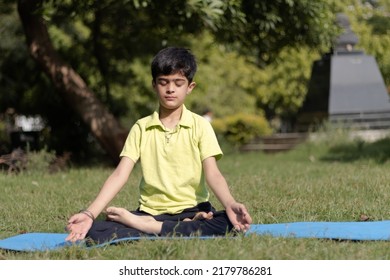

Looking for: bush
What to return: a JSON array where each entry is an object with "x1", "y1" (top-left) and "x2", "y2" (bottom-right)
[
  {"x1": 212, "y1": 113, "x2": 272, "y2": 146},
  {"x1": 24, "y1": 149, "x2": 57, "y2": 174}
]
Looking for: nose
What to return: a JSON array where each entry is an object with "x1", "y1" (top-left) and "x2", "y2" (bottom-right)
[{"x1": 166, "y1": 83, "x2": 175, "y2": 93}]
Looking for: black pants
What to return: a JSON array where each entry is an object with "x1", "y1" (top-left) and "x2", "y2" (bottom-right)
[{"x1": 86, "y1": 202, "x2": 233, "y2": 244}]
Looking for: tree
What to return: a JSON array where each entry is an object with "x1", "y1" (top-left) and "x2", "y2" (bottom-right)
[
  {"x1": 18, "y1": 0, "x2": 128, "y2": 162},
  {"x1": 215, "y1": 0, "x2": 335, "y2": 65},
  {"x1": 13, "y1": 0, "x2": 336, "y2": 162}
]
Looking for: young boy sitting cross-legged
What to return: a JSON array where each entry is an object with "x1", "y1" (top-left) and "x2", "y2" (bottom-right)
[{"x1": 66, "y1": 47, "x2": 252, "y2": 243}]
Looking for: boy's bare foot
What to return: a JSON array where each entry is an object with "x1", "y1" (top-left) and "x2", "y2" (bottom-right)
[
  {"x1": 106, "y1": 207, "x2": 162, "y2": 234},
  {"x1": 183, "y1": 211, "x2": 213, "y2": 221}
]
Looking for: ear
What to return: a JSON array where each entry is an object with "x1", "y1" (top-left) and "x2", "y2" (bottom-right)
[{"x1": 186, "y1": 82, "x2": 196, "y2": 95}]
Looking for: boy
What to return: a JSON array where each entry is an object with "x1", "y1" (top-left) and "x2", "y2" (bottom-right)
[{"x1": 66, "y1": 47, "x2": 252, "y2": 243}]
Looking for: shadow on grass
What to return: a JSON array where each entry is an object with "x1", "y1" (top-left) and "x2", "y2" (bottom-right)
[{"x1": 321, "y1": 137, "x2": 390, "y2": 164}]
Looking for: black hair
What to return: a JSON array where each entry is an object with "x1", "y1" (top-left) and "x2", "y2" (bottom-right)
[{"x1": 151, "y1": 47, "x2": 197, "y2": 83}]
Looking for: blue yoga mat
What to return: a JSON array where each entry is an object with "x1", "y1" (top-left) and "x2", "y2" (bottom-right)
[
  {"x1": 1, "y1": 221, "x2": 390, "y2": 252},
  {"x1": 247, "y1": 220, "x2": 390, "y2": 241}
]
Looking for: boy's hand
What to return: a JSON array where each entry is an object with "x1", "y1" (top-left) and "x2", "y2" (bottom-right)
[
  {"x1": 65, "y1": 213, "x2": 93, "y2": 242},
  {"x1": 225, "y1": 202, "x2": 252, "y2": 232}
]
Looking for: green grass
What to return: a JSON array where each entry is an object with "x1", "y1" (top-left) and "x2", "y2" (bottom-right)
[{"x1": 1, "y1": 130, "x2": 390, "y2": 259}]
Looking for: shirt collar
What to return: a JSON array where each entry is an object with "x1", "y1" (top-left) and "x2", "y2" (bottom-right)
[{"x1": 146, "y1": 105, "x2": 192, "y2": 129}]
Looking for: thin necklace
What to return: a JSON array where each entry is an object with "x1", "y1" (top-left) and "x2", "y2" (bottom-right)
[
  {"x1": 164, "y1": 126, "x2": 176, "y2": 143},
  {"x1": 165, "y1": 131, "x2": 173, "y2": 143}
]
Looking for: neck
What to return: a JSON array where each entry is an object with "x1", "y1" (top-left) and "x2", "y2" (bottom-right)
[{"x1": 159, "y1": 105, "x2": 183, "y2": 129}]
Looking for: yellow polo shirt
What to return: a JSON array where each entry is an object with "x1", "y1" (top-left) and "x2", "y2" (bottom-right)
[{"x1": 120, "y1": 106, "x2": 223, "y2": 215}]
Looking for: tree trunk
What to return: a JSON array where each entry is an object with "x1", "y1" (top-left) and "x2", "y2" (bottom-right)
[{"x1": 17, "y1": 0, "x2": 128, "y2": 164}]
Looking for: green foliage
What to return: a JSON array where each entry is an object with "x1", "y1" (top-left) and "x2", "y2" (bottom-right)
[
  {"x1": 119, "y1": 32, "x2": 267, "y2": 123},
  {"x1": 121, "y1": 32, "x2": 318, "y2": 123},
  {"x1": 24, "y1": 149, "x2": 57, "y2": 174},
  {"x1": 255, "y1": 47, "x2": 320, "y2": 118},
  {"x1": 0, "y1": 3, "x2": 46, "y2": 115},
  {"x1": 212, "y1": 113, "x2": 272, "y2": 146},
  {"x1": 215, "y1": 0, "x2": 336, "y2": 64},
  {"x1": 186, "y1": 33, "x2": 261, "y2": 117},
  {"x1": 6, "y1": 0, "x2": 390, "y2": 159},
  {"x1": 121, "y1": 56, "x2": 158, "y2": 124}
]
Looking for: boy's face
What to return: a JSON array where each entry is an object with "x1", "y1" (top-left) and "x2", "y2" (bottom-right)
[{"x1": 153, "y1": 73, "x2": 196, "y2": 111}]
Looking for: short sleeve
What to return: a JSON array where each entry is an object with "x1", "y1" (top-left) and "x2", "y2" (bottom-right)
[
  {"x1": 119, "y1": 123, "x2": 141, "y2": 163},
  {"x1": 199, "y1": 119, "x2": 223, "y2": 161}
]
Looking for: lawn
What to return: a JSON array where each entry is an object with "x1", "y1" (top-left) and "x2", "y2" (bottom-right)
[{"x1": 1, "y1": 130, "x2": 390, "y2": 260}]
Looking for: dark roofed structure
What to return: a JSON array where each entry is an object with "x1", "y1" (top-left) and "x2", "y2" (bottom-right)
[{"x1": 297, "y1": 13, "x2": 390, "y2": 131}]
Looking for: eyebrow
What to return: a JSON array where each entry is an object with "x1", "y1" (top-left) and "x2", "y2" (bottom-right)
[{"x1": 157, "y1": 78, "x2": 187, "y2": 82}]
